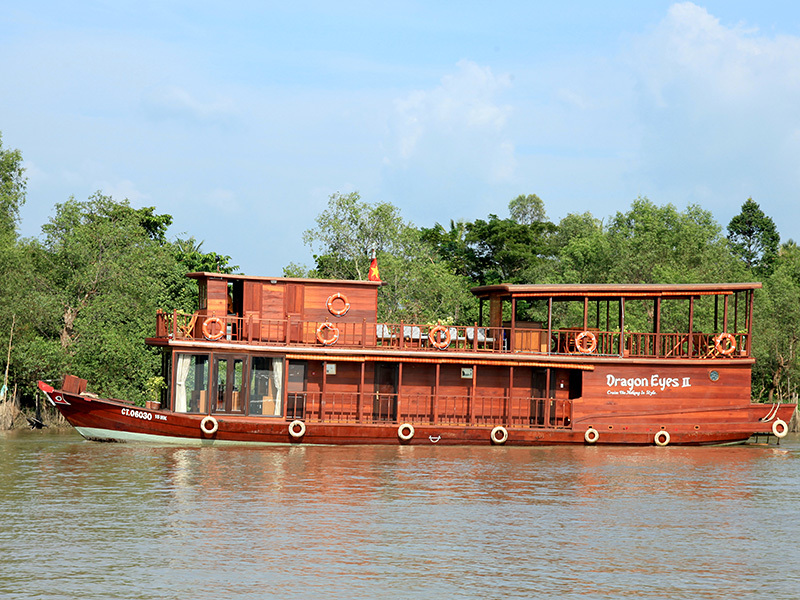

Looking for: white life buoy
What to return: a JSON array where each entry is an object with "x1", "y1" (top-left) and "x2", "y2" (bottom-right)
[
  {"x1": 654, "y1": 430, "x2": 670, "y2": 446},
  {"x1": 584, "y1": 427, "x2": 599, "y2": 444},
  {"x1": 398, "y1": 423, "x2": 415, "y2": 441},
  {"x1": 772, "y1": 419, "x2": 788, "y2": 438},
  {"x1": 490, "y1": 425, "x2": 508, "y2": 445},
  {"x1": 289, "y1": 419, "x2": 306, "y2": 439},
  {"x1": 200, "y1": 415, "x2": 218, "y2": 435}
]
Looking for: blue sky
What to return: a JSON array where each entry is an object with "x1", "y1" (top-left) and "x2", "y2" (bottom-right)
[{"x1": 2, "y1": 1, "x2": 799, "y2": 275}]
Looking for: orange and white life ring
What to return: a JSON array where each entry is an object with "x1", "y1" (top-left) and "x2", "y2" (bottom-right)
[
  {"x1": 714, "y1": 332, "x2": 736, "y2": 356},
  {"x1": 326, "y1": 292, "x2": 350, "y2": 317},
  {"x1": 576, "y1": 330, "x2": 597, "y2": 354},
  {"x1": 584, "y1": 427, "x2": 599, "y2": 444},
  {"x1": 398, "y1": 423, "x2": 415, "y2": 441},
  {"x1": 316, "y1": 321, "x2": 339, "y2": 346},
  {"x1": 202, "y1": 317, "x2": 225, "y2": 341},
  {"x1": 429, "y1": 325, "x2": 451, "y2": 350},
  {"x1": 200, "y1": 415, "x2": 218, "y2": 435},
  {"x1": 490, "y1": 425, "x2": 508, "y2": 444},
  {"x1": 772, "y1": 419, "x2": 788, "y2": 438},
  {"x1": 289, "y1": 419, "x2": 306, "y2": 439},
  {"x1": 654, "y1": 430, "x2": 671, "y2": 446}
]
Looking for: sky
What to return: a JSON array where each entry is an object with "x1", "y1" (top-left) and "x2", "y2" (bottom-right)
[{"x1": 2, "y1": 1, "x2": 799, "y2": 276}]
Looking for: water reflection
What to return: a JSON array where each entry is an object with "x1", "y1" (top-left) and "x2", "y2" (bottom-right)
[{"x1": 1, "y1": 430, "x2": 799, "y2": 600}]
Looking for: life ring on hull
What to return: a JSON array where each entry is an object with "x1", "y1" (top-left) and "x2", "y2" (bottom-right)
[
  {"x1": 654, "y1": 430, "x2": 671, "y2": 446},
  {"x1": 289, "y1": 420, "x2": 306, "y2": 439},
  {"x1": 714, "y1": 332, "x2": 736, "y2": 356},
  {"x1": 398, "y1": 423, "x2": 415, "y2": 442},
  {"x1": 316, "y1": 322, "x2": 340, "y2": 346},
  {"x1": 575, "y1": 330, "x2": 597, "y2": 354},
  {"x1": 200, "y1": 415, "x2": 218, "y2": 435},
  {"x1": 491, "y1": 426, "x2": 508, "y2": 445},
  {"x1": 584, "y1": 427, "x2": 599, "y2": 444},
  {"x1": 326, "y1": 293, "x2": 350, "y2": 317},
  {"x1": 772, "y1": 419, "x2": 789, "y2": 438},
  {"x1": 202, "y1": 317, "x2": 225, "y2": 341},
  {"x1": 429, "y1": 325, "x2": 452, "y2": 350}
]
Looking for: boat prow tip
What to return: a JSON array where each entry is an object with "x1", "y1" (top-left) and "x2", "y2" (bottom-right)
[{"x1": 37, "y1": 380, "x2": 54, "y2": 394}]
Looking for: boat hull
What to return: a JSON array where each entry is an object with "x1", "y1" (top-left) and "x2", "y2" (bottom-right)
[{"x1": 39, "y1": 383, "x2": 795, "y2": 447}]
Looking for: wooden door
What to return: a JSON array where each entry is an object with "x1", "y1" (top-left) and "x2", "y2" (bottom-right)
[
  {"x1": 373, "y1": 363, "x2": 398, "y2": 422},
  {"x1": 212, "y1": 354, "x2": 247, "y2": 414}
]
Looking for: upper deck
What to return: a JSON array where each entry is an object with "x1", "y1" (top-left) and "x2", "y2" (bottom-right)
[{"x1": 150, "y1": 274, "x2": 760, "y2": 361}]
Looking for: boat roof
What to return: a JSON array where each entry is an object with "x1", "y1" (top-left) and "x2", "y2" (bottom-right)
[
  {"x1": 186, "y1": 272, "x2": 383, "y2": 287},
  {"x1": 470, "y1": 282, "x2": 762, "y2": 299}
]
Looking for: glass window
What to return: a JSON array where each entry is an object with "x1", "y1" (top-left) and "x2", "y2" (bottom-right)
[
  {"x1": 174, "y1": 354, "x2": 209, "y2": 413},
  {"x1": 248, "y1": 357, "x2": 284, "y2": 417}
]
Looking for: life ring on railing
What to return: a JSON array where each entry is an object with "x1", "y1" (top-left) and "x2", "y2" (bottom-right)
[
  {"x1": 316, "y1": 322, "x2": 340, "y2": 346},
  {"x1": 772, "y1": 419, "x2": 788, "y2": 438},
  {"x1": 576, "y1": 330, "x2": 597, "y2": 354},
  {"x1": 429, "y1": 325, "x2": 452, "y2": 350},
  {"x1": 491, "y1": 425, "x2": 508, "y2": 445},
  {"x1": 714, "y1": 332, "x2": 736, "y2": 356},
  {"x1": 326, "y1": 292, "x2": 350, "y2": 317},
  {"x1": 202, "y1": 317, "x2": 225, "y2": 341},
  {"x1": 398, "y1": 423, "x2": 415, "y2": 442},
  {"x1": 654, "y1": 430, "x2": 671, "y2": 446},
  {"x1": 200, "y1": 415, "x2": 218, "y2": 435},
  {"x1": 584, "y1": 427, "x2": 599, "y2": 444},
  {"x1": 288, "y1": 419, "x2": 306, "y2": 439}
]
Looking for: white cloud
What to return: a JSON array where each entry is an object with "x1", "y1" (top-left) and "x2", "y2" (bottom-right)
[
  {"x1": 388, "y1": 60, "x2": 515, "y2": 182},
  {"x1": 628, "y1": 1, "x2": 800, "y2": 225},
  {"x1": 141, "y1": 85, "x2": 237, "y2": 124}
]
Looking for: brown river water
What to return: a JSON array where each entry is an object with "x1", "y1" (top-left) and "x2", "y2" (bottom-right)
[{"x1": 1, "y1": 429, "x2": 799, "y2": 600}]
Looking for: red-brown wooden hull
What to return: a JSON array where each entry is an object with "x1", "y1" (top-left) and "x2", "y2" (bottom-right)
[{"x1": 39, "y1": 383, "x2": 794, "y2": 447}]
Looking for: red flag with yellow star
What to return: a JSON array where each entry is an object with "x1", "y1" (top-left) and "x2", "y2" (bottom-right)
[{"x1": 368, "y1": 250, "x2": 381, "y2": 282}]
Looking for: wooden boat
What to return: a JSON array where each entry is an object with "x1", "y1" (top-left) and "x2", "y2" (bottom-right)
[{"x1": 38, "y1": 273, "x2": 795, "y2": 446}]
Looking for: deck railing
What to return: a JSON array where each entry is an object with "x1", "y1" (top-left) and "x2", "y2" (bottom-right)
[
  {"x1": 155, "y1": 310, "x2": 751, "y2": 360},
  {"x1": 283, "y1": 391, "x2": 572, "y2": 428}
]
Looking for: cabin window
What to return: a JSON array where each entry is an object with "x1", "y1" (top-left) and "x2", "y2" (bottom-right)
[
  {"x1": 248, "y1": 357, "x2": 284, "y2": 417},
  {"x1": 198, "y1": 281, "x2": 207, "y2": 310},
  {"x1": 174, "y1": 353, "x2": 209, "y2": 413}
]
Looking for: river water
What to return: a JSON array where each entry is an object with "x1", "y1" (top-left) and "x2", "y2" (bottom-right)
[{"x1": 1, "y1": 429, "x2": 799, "y2": 600}]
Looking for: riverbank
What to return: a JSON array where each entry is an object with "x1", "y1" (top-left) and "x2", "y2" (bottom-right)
[{"x1": 0, "y1": 399, "x2": 67, "y2": 430}]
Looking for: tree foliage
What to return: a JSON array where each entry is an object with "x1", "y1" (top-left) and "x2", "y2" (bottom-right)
[{"x1": 727, "y1": 197, "x2": 780, "y2": 277}]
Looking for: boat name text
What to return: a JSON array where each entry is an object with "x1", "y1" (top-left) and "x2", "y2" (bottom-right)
[
  {"x1": 121, "y1": 407, "x2": 153, "y2": 421},
  {"x1": 606, "y1": 374, "x2": 691, "y2": 396}
]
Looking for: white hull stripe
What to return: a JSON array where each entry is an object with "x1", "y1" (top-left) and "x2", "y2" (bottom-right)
[{"x1": 74, "y1": 426, "x2": 287, "y2": 446}]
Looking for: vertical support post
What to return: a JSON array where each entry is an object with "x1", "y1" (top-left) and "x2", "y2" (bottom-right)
[
  {"x1": 358, "y1": 362, "x2": 365, "y2": 423},
  {"x1": 510, "y1": 297, "x2": 517, "y2": 353},
  {"x1": 433, "y1": 363, "x2": 440, "y2": 425},
  {"x1": 544, "y1": 367, "x2": 552, "y2": 427},
  {"x1": 655, "y1": 297, "x2": 661, "y2": 358},
  {"x1": 321, "y1": 360, "x2": 327, "y2": 422},
  {"x1": 583, "y1": 296, "x2": 589, "y2": 330},
  {"x1": 547, "y1": 297, "x2": 553, "y2": 355},
  {"x1": 688, "y1": 297, "x2": 695, "y2": 357},
  {"x1": 397, "y1": 362, "x2": 404, "y2": 423},
  {"x1": 507, "y1": 366, "x2": 514, "y2": 427},
  {"x1": 747, "y1": 289, "x2": 755, "y2": 356},
  {"x1": 620, "y1": 297, "x2": 626, "y2": 357},
  {"x1": 723, "y1": 294, "x2": 729, "y2": 332},
  {"x1": 469, "y1": 364, "x2": 476, "y2": 424}
]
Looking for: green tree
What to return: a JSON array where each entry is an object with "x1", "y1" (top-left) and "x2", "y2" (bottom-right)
[
  {"x1": 465, "y1": 214, "x2": 556, "y2": 285},
  {"x1": 31, "y1": 194, "x2": 178, "y2": 404},
  {"x1": 509, "y1": 193, "x2": 547, "y2": 225},
  {"x1": 554, "y1": 212, "x2": 611, "y2": 283},
  {"x1": 0, "y1": 133, "x2": 26, "y2": 240},
  {"x1": 606, "y1": 198, "x2": 739, "y2": 284},
  {"x1": 303, "y1": 192, "x2": 406, "y2": 280},
  {"x1": 727, "y1": 197, "x2": 780, "y2": 276}
]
